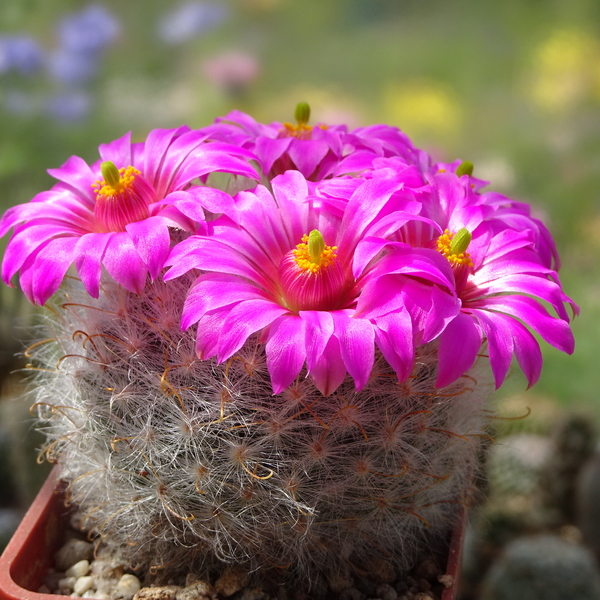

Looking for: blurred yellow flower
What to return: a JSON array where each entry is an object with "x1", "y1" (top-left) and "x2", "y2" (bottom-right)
[
  {"x1": 529, "y1": 28, "x2": 600, "y2": 113},
  {"x1": 383, "y1": 81, "x2": 462, "y2": 140}
]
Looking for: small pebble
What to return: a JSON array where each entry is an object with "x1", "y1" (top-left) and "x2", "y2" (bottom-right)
[
  {"x1": 118, "y1": 574, "x2": 142, "y2": 597},
  {"x1": 66, "y1": 560, "x2": 91, "y2": 579},
  {"x1": 37, "y1": 585, "x2": 51, "y2": 594},
  {"x1": 74, "y1": 575, "x2": 95, "y2": 596},
  {"x1": 215, "y1": 566, "x2": 250, "y2": 597},
  {"x1": 55, "y1": 539, "x2": 94, "y2": 571},
  {"x1": 437, "y1": 574, "x2": 453, "y2": 589},
  {"x1": 176, "y1": 580, "x2": 216, "y2": 600},
  {"x1": 133, "y1": 585, "x2": 182, "y2": 600},
  {"x1": 58, "y1": 576, "x2": 77, "y2": 591},
  {"x1": 376, "y1": 583, "x2": 398, "y2": 600}
]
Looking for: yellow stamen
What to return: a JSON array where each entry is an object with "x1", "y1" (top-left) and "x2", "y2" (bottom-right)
[
  {"x1": 282, "y1": 122, "x2": 313, "y2": 139},
  {"x1": 293, "y1": 231, "x2": 337, "y2": 274},
  {"x1": 437, "y1": 228, "x2": 473, "y2": 267},
  {"x1": 92, "y1": 162, "x2": 140, "y2": 198}
]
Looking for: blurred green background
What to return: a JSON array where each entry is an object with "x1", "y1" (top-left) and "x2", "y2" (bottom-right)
[{"x1": 1, "y1": 0, "x2": 600, "y2": 591}]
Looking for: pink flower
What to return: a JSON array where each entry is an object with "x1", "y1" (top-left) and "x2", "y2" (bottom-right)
[
  {"x1": 201, "y1": 51, "x2": 260, "y2": 94},
  {"x1": 316, "y1": 160, "x2": 576, "y2": 389},
  {"x1": 165, "y1": 169, "x2": 459, "y2": 396},
  {"x1": 201, "y1": 104, "x2": 428, "y2": 181},
  {"x1": 407, "y1": 166, "x2": 576, "y2": 389},
  {"x1": 0, "y1": 127, "x2": 258, "y2": 305}
]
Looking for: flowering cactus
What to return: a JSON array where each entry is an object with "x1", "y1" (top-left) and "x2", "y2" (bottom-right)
[{"x1": 0, "y1": 106, "x2": 576, "y2": 590}]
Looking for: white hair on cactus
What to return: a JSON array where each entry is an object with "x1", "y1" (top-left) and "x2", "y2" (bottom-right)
[{"x1": 28, "y1": 271, "x2": 493, "y2": 585}]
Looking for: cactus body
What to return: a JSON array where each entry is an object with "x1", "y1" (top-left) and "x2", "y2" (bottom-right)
[
  {"x1": 31, "y1": 272, "x2": 491, "y2": 585},
  {"x1": 482, "y1": 534, "x2": 600, "y2": 600}
]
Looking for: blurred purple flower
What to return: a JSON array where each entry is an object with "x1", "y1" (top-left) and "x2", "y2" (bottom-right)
[
  {"x1": 158, "y1": 2, "x2": 229, "y2": 45},
  {"x1": 45, "y1": 91, "x2": 92, "y2": 122},
  {"x1": 56, "y1": 4, "x2": 120, "y2": 55},
  {"x1": 0, "y1": 35, "x2": 43, "y2": 75},
  {"x1": 47, "y1": 49, "x2": 99, "y2": 85}
]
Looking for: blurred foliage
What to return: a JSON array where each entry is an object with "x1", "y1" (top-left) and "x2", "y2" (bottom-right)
[{"x1": 1, "y1": 0, "x2": 600, "y2": 447}]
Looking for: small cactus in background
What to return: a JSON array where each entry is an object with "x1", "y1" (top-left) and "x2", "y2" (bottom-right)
[
  {"x1": 576, "y1": 446, "x2": 600, "y2": 561},
  {"x1": 481, "y1": 534, "x2": 600, "y2": 600},
  {"x1": 0, "y1": 106, "x2": 577, "y2": 588},
  {"x1": 539, "y1": 413, "x2": 596, "y2": 526}
]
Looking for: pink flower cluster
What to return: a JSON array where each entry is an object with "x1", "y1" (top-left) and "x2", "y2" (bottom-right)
[{"x1": 0, "y1": 108, "x2": 577, "y2": 395}]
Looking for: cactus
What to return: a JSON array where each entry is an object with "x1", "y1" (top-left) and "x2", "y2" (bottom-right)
[
  {"x1": 1, "y1": 108, "x2": 576, "y2": 590},
  {"x1": 539, "y1": 413, "x2": 596, "y2": 525},
  {"x1": 30, "y1": 272, "x2": 490, "y2": 583},
  {"x1": 481, "y1": 534, "x2": 600, "y2": 600}
]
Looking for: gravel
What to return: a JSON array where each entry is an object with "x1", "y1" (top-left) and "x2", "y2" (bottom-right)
[{"x1": 41, "y1": 521, "x2": 452, "y2": 600}]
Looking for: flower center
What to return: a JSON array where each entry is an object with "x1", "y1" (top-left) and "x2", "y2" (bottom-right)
[
  {"x1": 92, "y1": 161, "x2": 155, "y2": 232},
  {"x1": 294, "y1": 230, "x2": 337, "y2": 272},
  {"x1": 278, "y1": 230, "x2": 348, "y2": 312},
  {"x1": 437, "y1": 228, "x2": 473, "y2": 267}
]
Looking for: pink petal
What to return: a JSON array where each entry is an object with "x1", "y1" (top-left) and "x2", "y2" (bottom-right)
[
  {"x1": 368, "y1": 246, "x2": 456, "y2": 292},
  {"x1": 331, "y1": 310, "x2": 374, "y2": 390},
  {"x1": 436, "y1": 312, "x2": 482, "y2": 388},
  {"x1": 181, "y1": 274, "x2": 267, "y2": 330},
  {"x1": 470, "y1": 308, "x2": 514, "y2": 389},
  {"x1": 420, "y1": 284, "x2": 461, "y2": 343},
  {"x1": 373, "y1": 308, "x2": 414, "y2": 382},
  {"x1": 74, "y1": 232, "x2": 113, "y2": 298},
  {"x1": 333, "y1": 150, "x2": 380, "y2": 176},
  {"x1": 47, "y1": 155, "x2": 97, "y2": 203},
  {"x1": 216, "y1": 299, "x2": 287, "y2": 362},
  {"x1": 474, "y1": 295, "x2": 574, "y2": 354},
  {"x1": 187, "y1": 186, "x2": 238, "y2": 216},
  {"x1": 195, "y1": 310, "x2": 226, "y2": 359},
  {"x1": 307, "y1": 335, "x2": 347, "y2": 396},
  {"x1": 265, "y1": 315, "x2": 307, "y2": 394},
  {"x1": 255, "y1": 137, "x2": 292, "y2": 174},
  {"x1": 474, "y1": 273, "x2": 571, "y2": 321},
  {"x1": 102, "y1": 232, "x2": 147, "y2": 294},
  {"x1": 2, "y1": 222, "x2": 79, "y2": 285},
  {"x1": 98, "y1": 132, "x2": 133, "y2": 168},
  {"x1": 287, "y1": 139, "x2": 329, "y2": 178},
  {"x1": 355, "y1": 274, "x2": 408, "y2": 319},
  {"x1": 300, "y1": 310, "x2": 335, "y2": 373},
  {"x1": 337, "y1": 176, "x2": 407, "y2": 263},
  {"x1": 165, "y1": 236, "x2": 273, "y2": 291},
  {"x1": 143, "y1": 127, "x2": 190, "y2": 187},
  {"x1": 509, "y1": 317, "x2": 543, "y2": 388},
  {"x1": 27, "y1": 237, "x2": 78, "y2": 305},
  {"x1": 169, "y1": 144, "x2": 258, "y2": 192},
  {"x1": 126, "y1": 216, "x2": 171, "y2": 280}
]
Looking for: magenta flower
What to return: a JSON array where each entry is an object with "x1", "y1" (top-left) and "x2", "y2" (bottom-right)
[
  {"x1": 165, "y1": 169, "x2": 460, "y2": 396},
  {"x1": 201, "y1": 104, "x2": 428, "y2": 182},
  {"x1": 315, "y1": 160, "x2": 576, "y2": 389},
  {"x1": 0, "y1": 127, "x2": 258, "y2": 305},
  {"x1": 417, "y1": 169, "x2": 576, "y2": 389}
]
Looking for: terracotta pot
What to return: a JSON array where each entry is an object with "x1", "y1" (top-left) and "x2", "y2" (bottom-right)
[{"x1": 0, "y1": 467, "x2": 465, "y2": 600}]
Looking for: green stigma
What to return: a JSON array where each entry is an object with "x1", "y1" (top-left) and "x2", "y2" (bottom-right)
[
  {"x1": 307, "y1": 229, "x2": 325, "y2": 264},
  {"x1": 295, "y1": 102, "x2": 311, "y2": 126},
  {"x1": 456, "y1": 160, "x2": 474, "y2": 177},
  {"x1": 449, "y1": 228, "x2": 472, "y2": 255},
  {"x1": 100, "y1": 161, "x2": 122, "y2": 191}
]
